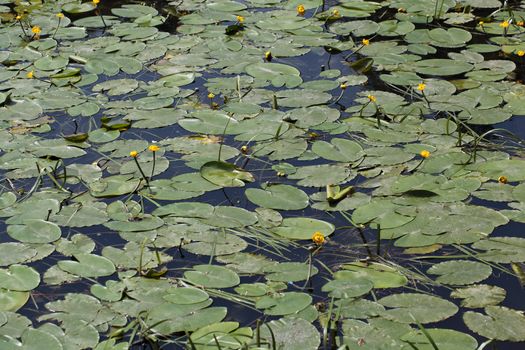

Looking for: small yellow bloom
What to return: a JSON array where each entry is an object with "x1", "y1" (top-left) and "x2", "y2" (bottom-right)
[
  {"x1": 148, "y1": 145, "x2": 160, "y2": 152},
  {"x1": 340, "y1": 83, "x2": 347, "y2": 90},
  {"x1": 265, "y1": 51, "x2": 272, "y2": 60},
  {"x1": 15, "y1": 15, "x2": 22, "y2": 20},
  {"x1": 420, "y1": 150, "x2": 430, "y2": 158},
  {"x1": 93, "y1": 0, "x2": 100, "y2": 4},
  {"x1": 498, "y1": 175, "x2": 508, "y2": 184},
  {"x1": 478, "y1": 21, "x2": 484, "y2": 26},
  {"x1": 397, "y1": 8, "x2": 406, "y2": 13},
  {"x1": 236, "y1": 15, "x2": 244, "y2": 23},
  {"x1": 297, "y1": 4, "x2": 305, "y2": 16},
  {"x1": 56, "y1": 13, "x2": 64, "y2": 19},
  {"x1": 332, "y1": 9, "x2": 340, "y2": 18},
  {"x1": 417, "y1": 83, "x2": 426, "y2": 91},
  {"x1": 31, "y1": 26, "x2": 41, "y2": 34},
  {"x1": 499, "y1": 20, "x2": 510, "y2": 28},
  {"x1": 517, "y1": 21, "x2": 524, "y2": 27},
  {"x1": 130, "y1": 150, "x2": 138, "y2": 158},
  {"x1": 367, "y1": 94, "x2": 376, "y2": 103},
  {"x1": 517, "y1": 50, "x2": 525, "y2": 57},
  {"x1": 26, "y1": 70, "x2": 34, "y2": 79},
  {"x1": 312, "y1": 231, "x2": 325, "y2": 245},
  {"x1": 240, "y1": 145, "x2": 249, "y2": 154},
  {"x1": 207, "y1": 92, "x2": 215, "y2": 99},
  {"x1": 362, "y1": 38, "x2": 370, "y2": 46}
]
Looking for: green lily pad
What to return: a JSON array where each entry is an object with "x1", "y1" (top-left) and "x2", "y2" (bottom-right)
[
  {"x1": 335, "y1": 262, "x2": 408, "y2": 289},
  {"x1": 260, "y1": 317, "x2": 320, "y2": 350},
  {"x1": 451, "y1": 284, "x2": 506, "y2": 308},
  {"x1": 163, "y1": 288, "x2": 209, "y2": 305},
  {"x1": 379, "y1": 293, "x2": 458, "y2": 324},
  {"x1": 58, "y1": 254, "x2": 116, "y2": 278},
  {"x1": 245, "y1": 184, "x2": 309, "y2": 210},
  {"x1": 427, "y1": 260, "x2": 492, "y2": 285},
  {"x1": 256, "y1": 292, "x2": 312, "y2": 316},
  {"x1": 401, "y1": 329, "x2": 478, "y2": 350},
  {"x1": 0, "y1": 290, "x2": 29, "y2": 312},
  {"x1": 271, "y1": 217, "x2": 335, "y2": 240},
  {"x1": 413, "y1": 59, "x2": 473, "y2": 76},
  {"x1": 200, "y1": 161, "x2": 254, "y2": 187},
  {"x1": 0, "y1": 265, "x2": 40, "y2": 291},
  {"x1": 184, "y1": 265, "x2": 240, "y2": 289},
  {"x1": 464, "y1": 306, "x2": 525, "y2": 341},
  {"x1": 7, "y1": 220, "x2": 61, "y2": 244}
]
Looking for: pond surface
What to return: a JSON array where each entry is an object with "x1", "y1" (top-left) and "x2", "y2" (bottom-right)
[{"x1": 1, "y1": 0, "x2": 525, "y2": 349}]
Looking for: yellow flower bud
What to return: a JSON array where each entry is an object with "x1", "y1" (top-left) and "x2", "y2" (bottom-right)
[
  {"x1": 148, "y1": 145, "x2": 160, "y2": 152},
  {"x1": 130, "y1": 150, "x2": 138, "y2": 158},
  {"x1": 312, "y1": 232, "x2": 325, "y2": 245},
  {"x1": 420, "y1": 150, "x2": 430, "y2": 158}
]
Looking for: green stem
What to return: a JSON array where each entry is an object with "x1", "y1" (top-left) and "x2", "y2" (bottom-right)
[{"x1": 133, "y1": 157, "x2": 150, "y2": 187}]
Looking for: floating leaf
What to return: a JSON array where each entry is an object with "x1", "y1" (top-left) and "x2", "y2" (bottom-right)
[
  {"x1": 200, "y1": 161, "x2": 254, "y2": 187},
  {"x1": 379, "y1": 293, "x2": 458, "y2": 324},
  {"x1": 184, "y1": 265, "x2": 240, "y2": 289},
  {"x1": 271, "y1": 217, "x2": 335, "y2": 240},
  {"x1": 427, "y1": 260, "x2": 492, "y2": 285},
  {"x1": 464, "y1": 306, "x2": 525, "y2": 341},
  {"x1": 451, "y1": 284, "x2": 506, "y2": 308},
  {"x1": 245, "y1": 184, "x2": 309, "y2": 210}
]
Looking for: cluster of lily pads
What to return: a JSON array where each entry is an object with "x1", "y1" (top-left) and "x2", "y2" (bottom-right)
[{"x1": 2, "y1": 0, "x2": 525, "y2": 348}]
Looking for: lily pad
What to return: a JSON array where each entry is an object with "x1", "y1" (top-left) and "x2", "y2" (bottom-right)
[
  {"x1": 200, "y1": 161, "x2": 254, "y2": 187},
  {"x1": 245, "y1": 184, "x2": 309, "y2": 210}
]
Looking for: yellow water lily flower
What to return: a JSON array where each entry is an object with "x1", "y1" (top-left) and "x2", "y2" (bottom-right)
[
  {"x1": 15, "y1": 14, "x2": 22, "y2": 20},
  {"x1": 236, "y1": 15, "x2": 244, "y2": 23},
  {"x1": 312, "y1": 232, "x2": 325, "y2": 245},
  {"x1": 297, "y1": 4, "x2": 305, "y2": 16},
  {"x1": 417, "y1": 83, "x2": 426, "y2": 91},
  {"x1": 207, "y1": 92, "x2": 215, "y2": 99},
  {"x1": 130, "y1": 150, "x2": 138, "y2": 157},
  {"x1": 93, "y1": 0, "x2": 100, "y2": 4},
  {"x1": 56, "y1": 13, "x2": 64, "y2": 19},
  {"x1": 362, "y1": 38, "x2": 370, "y2": 46},
  {"x1": 31, "y1": 26, "x2": 41, "y2": 34},
  {"x1": 420, "y1": 150, "x2": 430, "y2": 158},
  {"x1": 148, "y1": 145, "x2": 160, "y2": 152},
  {"x1": 340, "y1": 83, "x2": 347, "y2": 90},
  {"x1": 265, "y1": 51, "x2": 272, "y2": 60},
  {"x1": 498, "y1": 176, "x2": 508, "y2": 184},
  {"x1": 331, "y1": 9, "x2": 340, "y2": 18},
  {"x1": 499, "y1": 20, "x2": 510, "y2": 28},
  {"x1": 517, "y1": 50, "x2": 525, "y2": 57},
  {"x1": 367, "y1": 94, "x2": 376, "y2": 103},
  {"x1": 26, "y1": 70, "x2": 34, "y2": 79}
]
